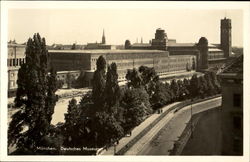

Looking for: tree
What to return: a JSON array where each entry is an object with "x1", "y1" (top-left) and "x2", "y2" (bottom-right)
[
  {"x1": 150, "y1": 82, "x2": 171, "y2": 109},
  {"x1": 170, "y1": 79, "x2": 180, "y2": 101},
  {"x1": 8, "y1": 33, "x2": 58, "y2": 153},
  {"x1": 66, "y1": 72, "x2": 75, "y2": 89},
  {"x1": 64, "y1": 98, "x2": 80, "y2": 146},
  {"x1": 71, "y1": 43, "x2": 76, "y2": 50},
  {"x1": 121, "y1": 88, "x2": 149, "y2": 133},
  {"x1": 94, "y1": 112, "x2": 124, "y2": 147},
  {"x1": 209, "y1": 71, "x2": 221, "y2": 94},
  {"x1": 189, "y1": 74, "x2": 200, "y2": 98},
  {"x1": 75, "y1": 69, "x2": 86, "y2": 88},
  {"x1": 92, "y1": 55, "x2": 106, "y2": 110},
  {"x1": 105, "y1": 63, "x2": 121, "y2": 114},
  {"x1": 199, "y1": 76, "x2": 208, "y2": 98},
  {"x1": 183, "y1": 78, "x2": 190, "y2": 99},
  {"x1": 138, "y1": 66, "x2": 159, "y2": 97},
  {"x1": 46, "y1": 68, "x2": 59, "y2": 123},
  {"x1": 126, "y1": 68, "x2": 142, "y2": 88},
  {"x1": 125, "y1": 40, "x2": 131, "y2": 49},
  {"x1": 177, "y1": 80, "x2": 185, "y2": 100},
  {"x1": 204, "y1": 72, "x2": 215, "y2": 96}
]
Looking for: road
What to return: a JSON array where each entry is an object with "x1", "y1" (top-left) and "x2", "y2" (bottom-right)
[{"x1": 124, "y1": 97, "x2": 222, "y2": 155}]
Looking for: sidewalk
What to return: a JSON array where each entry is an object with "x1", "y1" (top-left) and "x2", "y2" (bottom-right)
[{"x1": 100, "y1": 102, "x2": 180, "y2": 155}]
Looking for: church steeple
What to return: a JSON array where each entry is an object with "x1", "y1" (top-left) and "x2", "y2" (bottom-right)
[{"x1": 102, "y1": 29, "x2": 106, "y2": 44}]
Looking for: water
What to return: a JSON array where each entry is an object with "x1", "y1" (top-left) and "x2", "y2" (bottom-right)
[{"x1": 51, "y1": 96, "x2": 82, "y2": 125}]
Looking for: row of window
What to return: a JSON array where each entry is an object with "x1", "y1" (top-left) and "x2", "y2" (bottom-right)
[
  {"x1": 8, "y1": 58, "x2": 25, "y2": 67},
  {"x1": 57, "y1": 73, "x2": 80, "y2": 79}
]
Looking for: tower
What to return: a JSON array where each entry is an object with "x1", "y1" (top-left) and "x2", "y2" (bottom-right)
[
  {"x1": 102, "y1": 29, "x2": 106, "y2": 44},
  {"x1": 151, "y1": 28, "x2": 168, "y2": 50},
  {"x1": 221, "y1": 17, "x2": 232, "y2": 58},
  {"x1": 197, "y1": 37, "x2": 209, "y2": 70}
]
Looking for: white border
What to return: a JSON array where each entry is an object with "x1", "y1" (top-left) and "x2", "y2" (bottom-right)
[{"x1": 1, "y1": 1, "x2": 250, "y2": 162}]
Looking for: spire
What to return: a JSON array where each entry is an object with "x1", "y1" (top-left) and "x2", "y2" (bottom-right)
[
  {"x1": 102, "y1": 29, "x2": 106, "y2": 44},
  {"x1": 141, "y1": 37, "x2": 143, "y2": 43}
]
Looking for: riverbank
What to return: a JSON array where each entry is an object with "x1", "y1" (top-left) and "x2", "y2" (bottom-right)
[{"x1": 170, "y1": 107, "x2": 222, "y2": 155}]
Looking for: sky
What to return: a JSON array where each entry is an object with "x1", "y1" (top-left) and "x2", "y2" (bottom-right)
[{"x1": 8, "y1": 9, "x2": 243, "y2": 47}]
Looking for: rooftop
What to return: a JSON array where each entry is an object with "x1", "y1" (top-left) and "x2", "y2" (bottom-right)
[
  {"x1": 131, "y1": 43, "x2": 151, "y2": 47},
  {"x1": 168, "y1": 42, "x2": 195, "y2": 47},
  {"x1": 48, "y1": 49, "x2": 168, "y2": 54}
]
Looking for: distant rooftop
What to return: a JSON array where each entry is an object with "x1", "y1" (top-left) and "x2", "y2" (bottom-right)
[
  {"x1": 48, "y1": 49, "x2": 168, "y2": 54},
  {"x1": 168, "y1": 42, "x2": 195, "y2": 47},
  {"x1": 131, "y1": 43, "x2": 151, "y2": 47}
]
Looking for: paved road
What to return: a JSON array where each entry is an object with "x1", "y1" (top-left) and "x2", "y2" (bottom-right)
[
  {"x1": 101, "y1": 102, "x2": 181, "y2": 155},
  {"x1": 126, "y1": 97, "x2": 222, "y2": 155}
]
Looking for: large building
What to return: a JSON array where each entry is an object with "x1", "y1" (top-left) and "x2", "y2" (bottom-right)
[
  {"x1": 49, "y1": 49, "x2": 195, "y2": 86},
  {"x1": 129, "y1": 18, "x2": 232, "y2": 71},
  {"x1": 7, "y1": 17, "x2": 233, "y2": 95},
  {"x1": 219, "y1": 55, "x2": 243, "y2": 155},
  {"x1": 7, "y1": 41, "x2": 26, "y2": 96}
]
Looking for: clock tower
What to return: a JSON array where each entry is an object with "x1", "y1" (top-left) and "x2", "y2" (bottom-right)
[{"x1": 221, "y1": 17, "x2": 232, "y2": 58}]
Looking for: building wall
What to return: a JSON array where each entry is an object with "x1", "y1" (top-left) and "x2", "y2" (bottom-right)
[
  {"x1": 49, "y1": 51, "x2": 91, "y2": 71},
  {"x1": 208, "y1": 51, "x2": 225, "y2": 60},
  {"x1": 56, "y1": 70, "x2": 81, "y2": 88},
  {"x1": 49, "y1": 50, "x2": 195, "y2": 85},
  {"x1": 7, "y1": 44, "x2": 26, "y2": 97},
  {"x1": 220, "y1": 74, "x2": 243, "y2": 155}
]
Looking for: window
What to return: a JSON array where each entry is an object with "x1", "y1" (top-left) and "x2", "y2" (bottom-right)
[
  {"x1": 233, "y1": 116, "x2": 241, "y2": 129},
  {"x1": 11, "y1": 73, "x2": 14, "y2": 77},
  {"x1": 233, "y1": 94, "x2": 241, "y2": 107},
  {"x1": 10, "y1": 81, "x2": 14, "y2": 87}
]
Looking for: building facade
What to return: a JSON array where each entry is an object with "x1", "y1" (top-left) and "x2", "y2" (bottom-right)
[
  {"x1": 7, "y1": 42, "x2": 26, "y2": 97},
  {"x1": 49, "y1": 49, "x2": 195, "y2": 86},
  {"x1": 219, "y1": 55, "x2": 243, "y2": 155}
]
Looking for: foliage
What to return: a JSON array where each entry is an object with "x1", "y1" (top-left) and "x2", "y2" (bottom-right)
[
  {"x1": 105, "y1": 63, "x2": 121, "y2": 113},
  {"x1": 63, "y1": 98, "x2": 81, "y2": 146},
  {"x1": 92, "y1": 55, "x2": 106, "y2": 110},
  {"x1": 150, "y1": 82, "x2": 172, "y2": 109},
  {"x1": 138, "y1": 66, "x2": 159, "y2": 97},
  {"x1": 74, "y1": 70, "x2": 86, "y2": 88},
  {"x1": 8, "y1": 33, "x2": 58, "y2": 152},
  {"x1": 56, "y1": 79, "x2": 64, "y2": 89},
  {"x1": 126, "y1": 68, "x2": 142, "y2": 88},
  {"x1": 94, "y1": 112, "x2": 124, "y2": 147},
  {"x1": 120, "y1": 88, "x2": 149, "y2": 133},
  {"x1": 170, "y1": 79, "x2": 180, "y2": 101},
  {"x1": 66, "y1": 72, "x2": 75, "y2": 89},
  {"x1": 189, "y1": 74, "x2": 200, "y2": 98}
]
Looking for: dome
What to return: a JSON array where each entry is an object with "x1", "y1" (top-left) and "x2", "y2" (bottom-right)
[{"x1": 198, "y1": 37, "x2": 208, "y2": 45}]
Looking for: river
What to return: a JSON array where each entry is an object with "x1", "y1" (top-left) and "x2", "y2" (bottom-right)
[{"x1": 51, "y1": 96, "x2": 82, "y2": 125}]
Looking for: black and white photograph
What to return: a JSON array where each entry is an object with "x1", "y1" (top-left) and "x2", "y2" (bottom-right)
[{"x1": 0, "y1": 1, "x2": 249, "y2": 162}]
